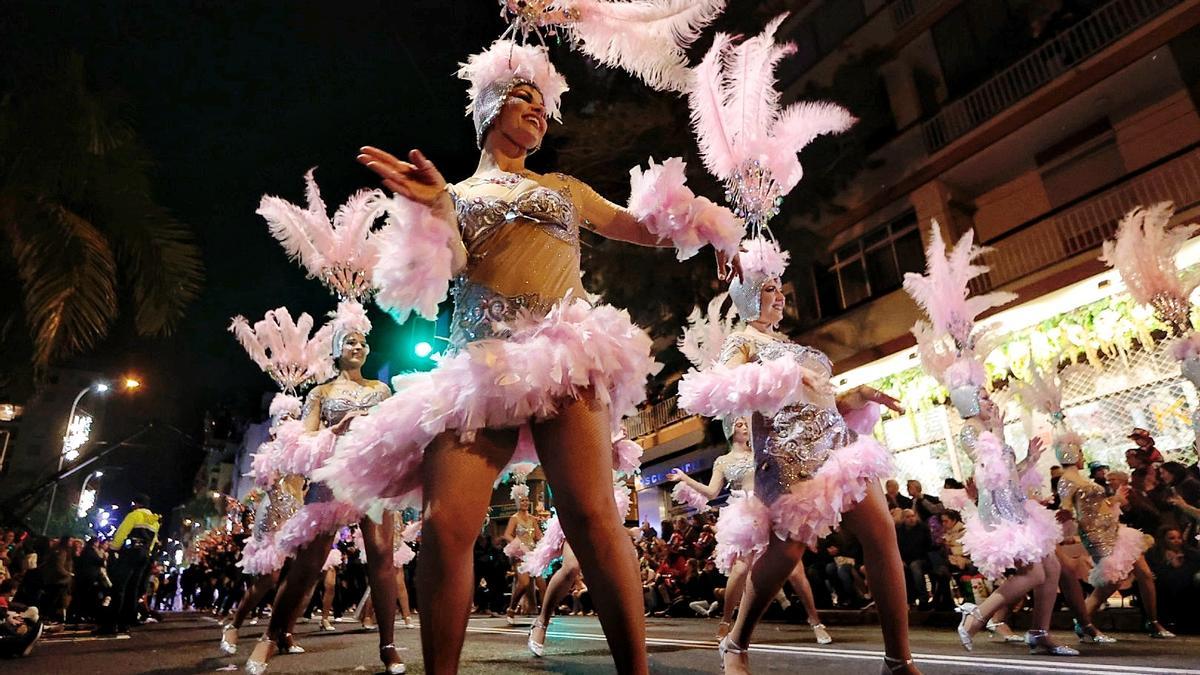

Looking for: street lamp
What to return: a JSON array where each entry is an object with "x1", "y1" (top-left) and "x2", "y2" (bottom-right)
[
  {"x1": 43, "y1": 378, "x2": 142, "y2": 535},
  {"x1": 76, "y1": 470, "x2": 104, "y2": 518}
]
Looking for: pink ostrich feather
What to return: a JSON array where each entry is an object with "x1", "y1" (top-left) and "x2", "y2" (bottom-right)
[
  {"x1": 626, "y1": 157, "x2": 745, "y2": 260},
  {"x1": 458, "y1": 40, "x2": 569, "y2": 121},
  {"x1": 1011, "y1": 360, "x2": 1063, "y2": 416},
  {"x1": 563, "y1": 0, "x2": 725, "y2": 92},
  {"x1": 971, "y1": 431, "x2": 1013, "y2": 493},
  {"x1": 687, "y1": 15, "x2": 855, "y2": 192},
  {"x1": 612, "y1": 437, "x2": 643, "y2": 475},
  {"x1": 738, "y1": 237, "x2": 789, "y2": 280},
  {"x1": 1088, "y1": 526, "x2": 1150, "y2": 586},
  {"x1": 678, "y1": 292, "x2": 736, "y2": 369},
  {"x1": 902, "y1": 225, "x2": 1016, "y2": 349},
  {"x1": 1101, "y1": 202, "x2": 1200, "y2": 307},
  {"x1": 670, "y1": 482, "x2": 711, "y2": 512},
  {"x1": 400, "y1": 519, "x2": 422, "y2": 544},
  {"x1": 393, "y1": 542, "x2": 416, "y2": 568},
  {"x1": 229, "y1": 307, "x2": 328, "y2": 391},
  {"x1": 275, "y1": 501, "x2": 360, "y2": 556},
  {"x1": 330, "y1": 300, "x2": 372, "y2": 341},
  {"x1": 372, "y1": 194, "x2": 459, "y2": 324},
  {"x1": 960, "y1": 500, "x2": 1060, "y2": 580},
  {"x1": 257, "y1": 169, "x2": 387, "y2": 300},
  {"x1": 678, "y1": 355, "x2": 832, "y2": 419},
  {"x1": 712, "y1": 493, "x2": 771, "y2": 572},
  {"x1": 269, "y1": 393, "x2": 303, "y2": 422}
]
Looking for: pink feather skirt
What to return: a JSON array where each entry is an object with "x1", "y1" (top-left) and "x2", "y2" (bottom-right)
[
  {"x1": 961, "y1": 500, "x2": 1060, "y2": 580},
  {"x1": 312, "y1": 297, "x2": 658, "y2": 513},
  {"x1": 712, "y1": 435, "x2": 893, "y2": 572},
  {"x1": 238, "y1": 534, "x2": 287, "y2": 576},
  {"x1": 393, "y1": 542, "x2": 416, "y2": 568},
  {"x1": 1088, "y1": 525, "x2": 1151, "y2": 587}
]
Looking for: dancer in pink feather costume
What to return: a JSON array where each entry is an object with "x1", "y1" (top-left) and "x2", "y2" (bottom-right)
[
  {"x1": 245, "y1": 312, "x2": 406, "y2": 675},
  {"x1": 677, "y1": 241, "x2": 915, "y2": 675},
  {"x1": 667, "y1": 416, "x2": 832, "y2": 645},
  {"x1": 338, "y1": 39, "x2": 744, "y2": 675},
  {"x1": 502, "y1": 496, "x2": 542, "y2": 623}
]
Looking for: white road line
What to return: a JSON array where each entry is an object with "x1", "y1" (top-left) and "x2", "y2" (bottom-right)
[{"x1": 465, "y1": 626, "x2": 1197, "y2": 674}]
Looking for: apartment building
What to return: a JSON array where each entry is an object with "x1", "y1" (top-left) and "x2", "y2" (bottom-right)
[{"x1": 633, "y1": 0, "x2": 1200, "y2": 526}]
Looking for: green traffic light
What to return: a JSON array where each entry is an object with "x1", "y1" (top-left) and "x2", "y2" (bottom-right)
[{"x1": 414, "y1": 341, "x2": 433, "y2": 358}]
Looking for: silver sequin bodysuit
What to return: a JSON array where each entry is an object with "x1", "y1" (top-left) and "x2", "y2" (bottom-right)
[
  {"x1": 448, "y1": 174, "x2": 583, "y2": 348},
  {"x1": 959, "y1": 425, "x2": 1029, "y2": 530},
  {"x1": 718, "y1": 332, "x2": 852, "y2": 506},
  {"x1": 1058, "y1": 478, "x2": 1119, "y2": 560},
  {"x1": 715, "y1": 452, "x2": 756, "y2": 494},
  {"x1": 304, "y1": 382, "x2": 390, "y2": 505},
  {"x1": 514, "y1": 518, "x2": 538, "y2": 548},
  {"x1": 255, "y1": 476, "x2": 301, "y2": 540}
]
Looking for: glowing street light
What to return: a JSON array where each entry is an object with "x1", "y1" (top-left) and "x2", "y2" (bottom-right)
[{"x1": 414, "y1": 341, "x2": 433, "y2": 358}]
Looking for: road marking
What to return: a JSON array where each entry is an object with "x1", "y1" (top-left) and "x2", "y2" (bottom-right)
[
  {"x1": 43, "y1": 633, "x2": 132, "y2": 643},
  {"x1": 465, "y1": 626, "x2": 1197, "y2": 674}
]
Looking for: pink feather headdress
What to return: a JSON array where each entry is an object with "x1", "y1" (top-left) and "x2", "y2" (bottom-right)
[
  {"x1": 498, "y1": 0, "x2": 726, "y2": 92},
  {"x1": 904, "y1": 224, "x2": 1013, "y2": 403},
  {"x1": 459, "y1": 40, "x2": 569, "y2": 122},
  {"x1": 327, "y1": 300, "x2": 373, "y2": 359},
  {"x1": 688, "y1": 14, "x2": 855, "y2": 232},
  {"x1": 229, "y1": 307, "x2": 335, "y2": 394},
  {"x1": 268, "y1": 393, "x2": 304, "y2": 425},
  {"x1": 1100, "y1": 202, "x2": 1199, "y2": 335},
  {"x1": 257, "y1": 169, "x2": 388, "y2": 302}
]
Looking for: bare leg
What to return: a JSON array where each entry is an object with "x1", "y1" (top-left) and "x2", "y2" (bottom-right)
[
  {"x1": 726, "y1": 535, "x2": 806, "y2": 673},
  {"x1": 418, "y1": 428, "x2": 517, "y2": 675},
  {"x1": 532, "y1": 545, "x2": 581, "y2": 648},
  {"x1": 396, "y1": 568, "x2": 411, "y2": 622},
  {"x1": 718, "y1": 559, "x2": 748, "y2": 637},
  {"x1": 1031, "y1": 554, "x2": 1060, "y2": 632},
  {"x1": 533, "y1": 396, "x2": 647, "y2": 675},
  {"x1": 247, "y1": 531, "x2": 336, "y2": 666},
  {"x1": 786, "y1": 563, "x2": 822, "y2": 625},
  {"x1": 841, "y1": 484, "x2": 914, "y2": 668},
  {"x1": 361, "y1": 513, "x2": 401, "y2": 667},
  {"x1": 1131, "y1": 556, "x2": 1167, "y2": 631},
  {"x1": 961, "y1": 564, "x2": 1045, "y2": 638},
  {"x1": 223, "y1": 572, "x2": 278, "y2": 651},
  {"x1": 320, "y1": 566, "x2": 337, "y2": 627},
  {"x1": 507, "y1": 570, "x2": 534, "y2": 615}
]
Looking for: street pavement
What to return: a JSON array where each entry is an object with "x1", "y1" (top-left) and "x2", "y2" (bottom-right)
[{"x1": 21, "y1": 612, "x2": 1200, "y2": 674}]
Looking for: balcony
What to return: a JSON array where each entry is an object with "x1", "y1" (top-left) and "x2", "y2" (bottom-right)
[
  {"x1": 921, "y1": 0, "x2": 1182, "y2": 154},
  {"x1": 625, "y1": 397, "x2": 690, "y2": 440},
  {"x1": 971, "y1": 143, "x2": 1200, "y2": 294},
  {"x1": 889, "y1": 0, "x2": 948, "y2": 28}
]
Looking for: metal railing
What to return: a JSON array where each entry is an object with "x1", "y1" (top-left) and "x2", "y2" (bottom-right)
[
  {"x1": 970, "y1": 145, "x2": 1200, "y2": 293},
  {"x1": 921, "y1": 0, "x2": 1181, "y2": 154},
  {"x1": 624, "y1": 396, "x2": 690, "y2": 439}
]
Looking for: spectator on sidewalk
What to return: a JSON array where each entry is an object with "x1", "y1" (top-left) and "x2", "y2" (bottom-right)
[
  {"x1": 96, "y1": 493, "x2": 160, "y2": 635},
  {"x1": 895, "y1": 509, "x2": 936, "y2": 609}
]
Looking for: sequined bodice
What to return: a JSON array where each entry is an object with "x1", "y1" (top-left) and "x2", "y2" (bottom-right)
[
  {"x1": 1059, "y1": 478, "x2": 1120, "y2": 558},
  {"x1": 514, "y1": 518, "x2": 537, "y2": 546},
  {"x1": 318, "y1": 384, "x2": 389, "y2": 427},
  {"x1": 716, "y1": 452, "x2": 755, "y2": 493},
  {"x1": 255, "y1": 477, "x2": 301, "y2": 539},
  {"x1": 960, "y1": 425, "x2": 1028, "y2": 529},
  {"x1": 455, "y1": 184, "x2": 579, "y2": 249},
  {"x1": 718, "y1": 332, "x2": 848, "y2": 505}
]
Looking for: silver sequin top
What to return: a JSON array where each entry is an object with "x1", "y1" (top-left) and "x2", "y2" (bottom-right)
[
  {"x1": 514, "y1": 517, "x2": 538, "y2": 547},
  {"x1": 717, "y1": 331, "x2": 849, "y2": 506},
  {"x1": 715, "y1": 452, "x2": 755, "y2": 493},
  {"x1": 1057, "y1": 478, "x2": 1120, "y2": 559},
  {"x1": 303, "y1": 380, "x2": 390, "y2": 505},
  {"x1": 255, "y1": 476, "x2": 301, "y2": 540},
  {"x1": 959, "y1": 425, "x2": 1029, "y2": 529}
]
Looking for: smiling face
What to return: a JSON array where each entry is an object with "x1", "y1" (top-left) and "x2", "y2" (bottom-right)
[
  {"x1": 730, "y1": 417, "x2": 750, "y2": 444},
  {"x1": 337, "y1": 332, "x2": 369, "y2": 370},
  {"x1": 488, "y1": 82, "x2": 547, "y2": 153},
  {"x1": 756, "y1": 277, "x2": 785, "y2": 327},
  {"x1": 518, "y1": 496, "x2": 531, "y2": 513}
]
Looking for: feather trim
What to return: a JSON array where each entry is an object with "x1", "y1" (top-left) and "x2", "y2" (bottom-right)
[
  {"x1": 626, "y1": 156, "x2": 744, "y2": 259},
  {"x1": 678, "y1": 292, "x2": 736, "y2": 369},
  {"x1": 458, "y1": 40, "x2": 569, "y2": 120},
  {"x1": 372, "y1": 194, "x2": 458, "y2": 324}
]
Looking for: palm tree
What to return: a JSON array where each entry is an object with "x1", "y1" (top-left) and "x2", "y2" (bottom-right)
[{"x1": 0, "y1": 54, "x2": 203, "y2": 370}]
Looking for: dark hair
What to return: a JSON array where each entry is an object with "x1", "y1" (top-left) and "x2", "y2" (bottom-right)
[
  {"x1": 0, "y1": 579, "x2": 15, "y2": 595},
  {"x1": 132, "y1": 493, "x2": 151, "y2": 508},
  {"x1": 941, "y1": 510, "x2": 962, "y2": 523},
  {"x1": 943, "y1": 478, "x2": 964, "y2": 490},
  {"x1": 1131, "y1": 467, "x2": 1153, "y2": 489},
  {"x1": 1160, "y1": 462, "x2": 1188, "y2": 484}
]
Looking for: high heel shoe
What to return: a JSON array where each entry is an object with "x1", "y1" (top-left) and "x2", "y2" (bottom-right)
[
  {"x1": 282, "y1": 633, "x2": 305, "y2": 654},
  {"x1": 984, "y1": 620, "x2": 1023, "y2": 643},
  {"x1": 1073, "y1": 620, "x2": 1117, "y2": 644},
  {"x1": 528, "y1": 618, "x2": 548, "y2": 657},
  {"x1": 955, "y1": 602, "x2": 982, "y2": 652},
  {"x1": 402, "y1": 616, "x2": 415, "y2": 629},
  {"x1": 320, "y1": 617, "x2": 335, "y2": 632},
  {"x1": 505, "y1": 609, "x2": 517, "y2": 626},
  {"x1": 1146, "y1": 621, "x2": 1176, "y2": 639},
  {"x1": 810, "y1": 623, "x2": 832, "y2": 645},
  {"x1": 380, "y1": 644, "x2": 406, "y2": 674},
  {"x1": 881, "y1": 655, "x2": 916, "y2": 674},
  {"x1": 1026, "y1": 629, "x2": 1079, "y2": 656},
  {"x1": 243, "y1": 636, "x2": 277, "y2": 674},
  {"x1": 718, "y1": 635, "x2": 749, "y2": 673},
  {"x1": 220, "y1": 625, "x2": 239, "y2": 655}
]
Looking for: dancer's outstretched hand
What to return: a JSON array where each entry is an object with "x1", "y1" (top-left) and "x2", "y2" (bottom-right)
[
  {"x1": 358, "y1": 146, "x2": 447, "y2": 207},
  {"x1": 840, "y1": 385, "x2": 904, "y2": 415}
]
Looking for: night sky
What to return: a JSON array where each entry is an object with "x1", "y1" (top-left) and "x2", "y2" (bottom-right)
[{"x1": 3, "y1": 1, "x2": 769, "y2": 511}]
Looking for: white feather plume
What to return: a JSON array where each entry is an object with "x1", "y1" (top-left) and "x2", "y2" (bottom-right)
[{"x1": 678, "y1": 292, "x2": 736, "y2": 369}]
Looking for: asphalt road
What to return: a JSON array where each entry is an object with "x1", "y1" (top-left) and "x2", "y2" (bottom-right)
[{"x1": 22, "y1": 612, "x2": 1200, "y2": 674}]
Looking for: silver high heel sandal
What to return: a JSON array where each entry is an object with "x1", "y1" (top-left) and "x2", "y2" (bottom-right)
[
  {"x1": 282, "y1": 633, "x2": 304, "y2": 654},
  {"x1": 985, "y1": 620, "x2": 1024, "y2": 643},
  {"x1": 955, "y1": 602, "x2": 983, "y2": 651},
  {"x1": 882, "y1": 655, "x2": 916, "y2": 673},
  {"x1": 528, "y1": 618, "x2": 548, "y2": 657},
  {"x1": 219, "y1": 625, "x2": 239, "y2": 655},
  {"x1": 243, "y1": 636, "x2": 276, "y2": 674},
  {"x1": 380, "y1": 644, "x2": 406, "y2": 674},
  {"x1": 1025, "y1": 629, "x2": 1080, "y2": 656},
  {"x1": 718, "y1": 635, "x2": 749, "y2": 672},
  {"x1": 811, "y1": 622, "x2": 832, "y2": 645}
]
